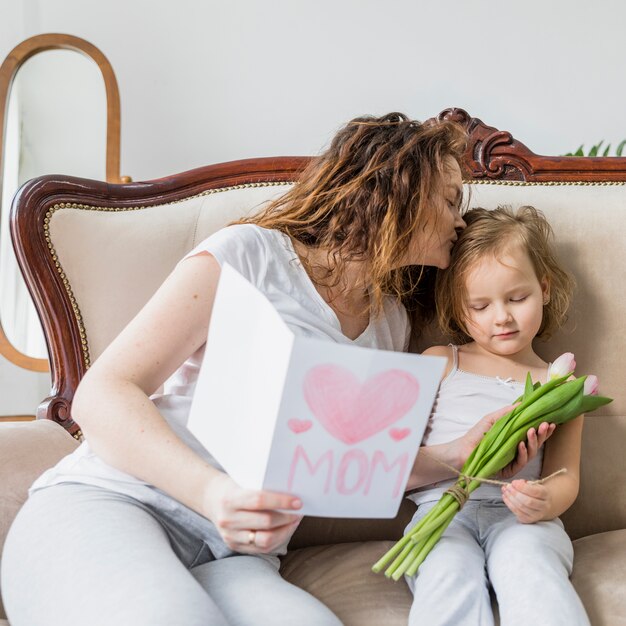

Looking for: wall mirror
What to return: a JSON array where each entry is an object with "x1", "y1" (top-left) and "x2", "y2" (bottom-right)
[{"x1": 0, "y1": 33, "x2": 124, "y2": 416}]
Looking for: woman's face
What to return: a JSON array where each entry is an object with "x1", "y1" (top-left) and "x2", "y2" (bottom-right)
[{"x1": 399, "y1": 157, "x2": 466, "y2": 269}]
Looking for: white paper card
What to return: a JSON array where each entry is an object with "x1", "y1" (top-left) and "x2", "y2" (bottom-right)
[{"x1": 187, "y1": 263, "x2": 446, "y2": 518}]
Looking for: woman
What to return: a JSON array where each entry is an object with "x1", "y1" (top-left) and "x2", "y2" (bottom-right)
[{"x1": 1, "y1": 113, "x2": 550, "y2": 625}]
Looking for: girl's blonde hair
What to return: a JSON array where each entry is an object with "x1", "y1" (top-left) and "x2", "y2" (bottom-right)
[
  {"x1": 236, "y1": 112, "x2": 467, "y2": 330},
  {"x1": 436, "y1": 206, "x2": 574, "y2": 343}
]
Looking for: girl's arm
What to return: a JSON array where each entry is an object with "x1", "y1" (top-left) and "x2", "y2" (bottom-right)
[
  {"x1": 501, "y1": 415, "x2": 583, "y2": 523},
  {"x1": 73, "y1": 253, "x2": 302, "y2": 553}
]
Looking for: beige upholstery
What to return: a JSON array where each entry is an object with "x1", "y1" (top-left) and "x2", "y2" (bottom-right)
[
  {"x1": 49, "y1": 184, "x2": 292, "y2": 363},
  {"x1": 1, "y1": 180, "x2": 625, "y2": 624},
  {"x1": 50, "y1": 181, "x2": 624, "y2": 413},
  {"x1": 0, "y1": 421, "x2": 79, "y2": 620},
  {"x1": 468, "y1": 182, "x2": 625, "y2": 417}
]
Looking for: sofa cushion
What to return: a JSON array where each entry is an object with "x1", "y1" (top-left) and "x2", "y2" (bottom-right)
[
  {"x1": 0, "y1": 420, "x2": 79, "y2": 620},
  {"x1": 280, "y1": 541, "x2": 412, "y2": 626},
  {"x1": 281, "y1": 530, "x2": 626, "y2": 626},
  {"x1": 571, "y1": 529, "x2": 626, "y2": 626}
]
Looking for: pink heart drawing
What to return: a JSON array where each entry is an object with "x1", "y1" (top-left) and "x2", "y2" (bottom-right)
[
  {"x1": 303, "y1": 365, "x2": 419, "y2": 444},
  {"x1": 389, "y1": 428, "x2": 411, "y2": 442},
  {"x1": 288, "y1": 418, "x2": 313, "y2": 434}
]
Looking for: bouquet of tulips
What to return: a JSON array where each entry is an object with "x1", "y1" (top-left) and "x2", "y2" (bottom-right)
[{"x1": 372, "y1": 353, "x2": 612, "y2": 581}]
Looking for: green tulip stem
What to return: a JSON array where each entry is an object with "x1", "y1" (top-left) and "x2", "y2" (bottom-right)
[
  {"x1": 371, "y1": 534, "x2": 413, "y2": 573},
  {"x1": 404, "y1": 519, "x2": 450, "y2": 579},
  {"x1": 390, "y1": 541, "x2": 424, "y2": 580},
  {"x1": 383, "y1": 538, "x2": 418, "y2": 579}
]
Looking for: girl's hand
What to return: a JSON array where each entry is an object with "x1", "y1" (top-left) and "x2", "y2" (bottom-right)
[
  {"x1": 501, "y1": 478, "x2": 553, "y2": 524},
  {"x1": 497, "y1": 422, "x2": 556, "y2": 480},
  {"x1": 203, "y1": 472, "x2": 303, "y2": 554}
]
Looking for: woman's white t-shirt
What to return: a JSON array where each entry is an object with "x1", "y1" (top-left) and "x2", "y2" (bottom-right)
[{"x1": 31, "y1": 224, "x2": 411, "y2": 497}]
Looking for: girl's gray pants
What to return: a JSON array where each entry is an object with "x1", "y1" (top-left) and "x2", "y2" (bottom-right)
[{"x1": 405, "y1": 499, "x2": 590, "y2": 626}]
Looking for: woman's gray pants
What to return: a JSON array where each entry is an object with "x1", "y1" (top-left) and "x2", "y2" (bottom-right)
[{"x1": 1, "y1": 483, "x2": 341, "y2": 626}]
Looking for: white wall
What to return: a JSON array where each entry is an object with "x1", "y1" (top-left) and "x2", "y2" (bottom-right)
[
  {"x1": 0, "y1": 0, "x2": 624, "y2": 414},
  {"x1": 3, "y1": 0, "x2": 626, "y2": 181}
]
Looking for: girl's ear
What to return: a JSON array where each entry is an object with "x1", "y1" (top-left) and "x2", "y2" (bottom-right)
[{"x1": 541, "y1": 276, "x2": 551, "y2": 305}]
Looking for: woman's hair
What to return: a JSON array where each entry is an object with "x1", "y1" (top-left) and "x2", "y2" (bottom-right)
[
  {"x1": 436, "y1": 205, "x2": 574, "y2": 343},
  {"x1": 236, "y1": 112, "x2": 467, "y2": 329}
]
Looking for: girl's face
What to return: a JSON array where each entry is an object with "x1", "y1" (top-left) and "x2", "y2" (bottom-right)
[{"x1": 462, "y1": 244, "x2": 549, "y2": 359}]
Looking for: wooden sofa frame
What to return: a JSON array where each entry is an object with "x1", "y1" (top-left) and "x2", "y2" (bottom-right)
[{"x1": 11, "y1": 107, "x2": 626, "y2": 441}]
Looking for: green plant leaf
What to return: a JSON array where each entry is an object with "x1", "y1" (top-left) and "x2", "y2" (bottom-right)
[
  {"x1": 580, "y1": 394, "x2": 613, "y2": 412},
  {"x1": 524, "y1": 372, "x2": 534, "y2": 400},
  {"x1": 603, "y1": 144, "x2": 611, "y2": 157},
  {"x1": 574, "y1": 146, "x2": 585, "y2": 156},
  {"x1": 589, "y1": 141, "x2": 604, "y2": 157},
  {"x1": 617, "y1": 140, "x2": 626, "y2": 157}
]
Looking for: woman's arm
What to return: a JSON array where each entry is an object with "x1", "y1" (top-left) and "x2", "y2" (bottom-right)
[
  {"x1": 501, "y1": 415, "x2": 583, "y2": 523},
  {"x1": 73, "y1": 253, "x2": 301, "y2": 552}
]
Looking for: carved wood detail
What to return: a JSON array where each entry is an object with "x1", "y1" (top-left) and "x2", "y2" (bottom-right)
[
  {"x1": 438, "y1": 108, "x2": 626, "y2": 181},
  {"x1": 38, "y1": 396, "x2": 75, "y2": 432}
]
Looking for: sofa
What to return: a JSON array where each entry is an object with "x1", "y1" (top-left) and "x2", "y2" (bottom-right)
[{"x1": 0, "y1": 108, "x2": 624, "y2": 625}]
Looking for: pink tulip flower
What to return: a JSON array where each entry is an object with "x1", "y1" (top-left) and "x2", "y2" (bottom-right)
[
  {"x1": 548, "y1": 352, "x2": 576, "y2": 380},
  {"x1": 584, "y1": 375, "x2": 599, "y2": 396}
]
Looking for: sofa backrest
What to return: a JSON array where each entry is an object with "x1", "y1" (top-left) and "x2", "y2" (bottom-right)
[
  {"x1": 10, "y1": 110, "x2": 626, "y2": 542},
  {"x1": 44, "y1": 180, "x2": 624, "y2": 413},
  {"x1": 46, "y1": 183, "x2": 294, "y2": 368}
]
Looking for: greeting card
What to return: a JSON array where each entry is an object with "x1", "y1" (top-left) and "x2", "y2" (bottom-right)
[{"x1": 187, "y1": 263, "x2": 445, "y2": 517}]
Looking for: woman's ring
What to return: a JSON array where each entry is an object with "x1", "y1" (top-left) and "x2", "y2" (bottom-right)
[{"x1": 248, "y1": 530, "x2": 257, "y2": 545}]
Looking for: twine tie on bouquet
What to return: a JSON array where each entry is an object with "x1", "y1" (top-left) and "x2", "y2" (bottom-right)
[{"x1": 420, "y1": 450, "x2": 567, "y2": 510}]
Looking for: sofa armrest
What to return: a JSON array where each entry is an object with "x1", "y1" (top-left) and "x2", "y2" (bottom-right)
[
  {"x1": 0, "y1": 420, "x2": 78, "y2": 547},
  {"x1": 0, "y1": 420, "x2": 79, "y2": 620}
]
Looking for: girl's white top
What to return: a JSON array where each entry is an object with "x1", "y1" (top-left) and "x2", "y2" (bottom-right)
[
  {"x1": 31, "y1": 224, "x2": 410, "y2": 497},
  {"x1": 408, "y1": 345, "x2": 544, "y2": 506}
]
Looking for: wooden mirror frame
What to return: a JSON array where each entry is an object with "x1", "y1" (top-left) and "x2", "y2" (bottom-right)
[{"x1": 0, "y1": 33, "x2": 123, "y2": 372}]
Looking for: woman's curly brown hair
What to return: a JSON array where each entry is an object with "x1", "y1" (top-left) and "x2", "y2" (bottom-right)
[{"x1": 236, "y1": 112, "x2": 467, "y2": 332}]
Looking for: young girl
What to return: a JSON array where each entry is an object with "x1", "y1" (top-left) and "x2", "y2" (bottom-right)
[{"x1": 405, "y1": 206, "x2": 590, "y2": 626}]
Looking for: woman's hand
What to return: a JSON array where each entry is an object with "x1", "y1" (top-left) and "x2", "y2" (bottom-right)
[
  {"x1": 501, "y1": 479, "x2": 553, "y2": 523},
  {"x1": 203, "y1": 472, "x2": 303, "y2": 554}
]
